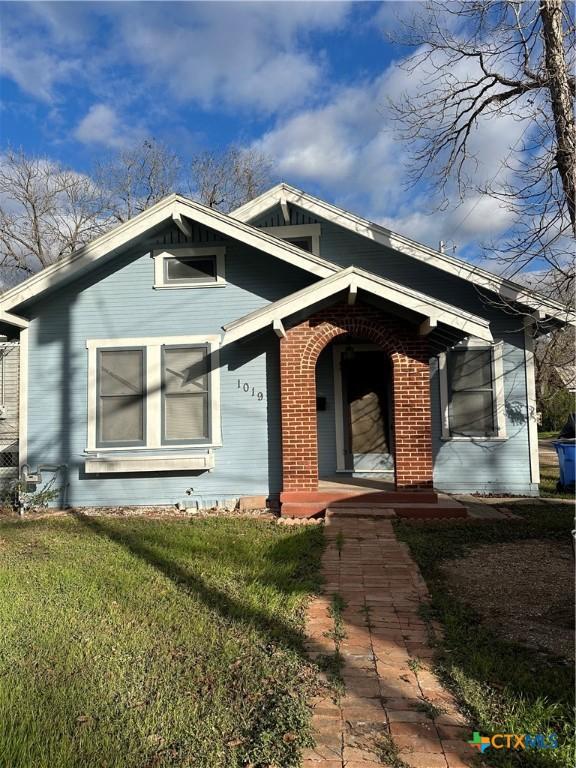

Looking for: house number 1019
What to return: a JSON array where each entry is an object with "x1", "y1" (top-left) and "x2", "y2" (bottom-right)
[{"x1": 237, "y1": 379, "x2": 264, "y2": 401}]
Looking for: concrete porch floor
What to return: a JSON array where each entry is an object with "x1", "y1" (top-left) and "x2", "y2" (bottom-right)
[{"x1": 319, "y1": 476, "x2": 396, "y2": 493}]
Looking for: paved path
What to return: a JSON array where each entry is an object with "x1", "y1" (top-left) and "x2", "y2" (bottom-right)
[{"x1": 304, "y1": 518, "x2": 475, "y2": 768}]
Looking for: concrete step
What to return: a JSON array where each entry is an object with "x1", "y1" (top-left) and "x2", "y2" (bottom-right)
[
  {"x1": 326, "y1": 506, "x2": 397, "y2": 518},
  {"x1": 327, "y1": 500, "x2": 467, "y2": 520}
]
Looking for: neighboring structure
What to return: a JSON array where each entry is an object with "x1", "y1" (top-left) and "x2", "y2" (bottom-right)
[
  {"x1": 0, "y1": 184, "x2": 573, "y2": 511},
  {"x1": 554, "y1": 364, "x2": 576, "y2": 394}
]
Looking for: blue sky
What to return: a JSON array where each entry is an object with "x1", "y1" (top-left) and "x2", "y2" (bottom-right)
[{"x1": 0, "y1": 1, "x2": 523, "y2": 265}]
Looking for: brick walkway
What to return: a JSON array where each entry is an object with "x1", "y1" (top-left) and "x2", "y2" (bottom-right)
[{"x1": 304, "y1": 518, "x2": 475, "y2": 768}]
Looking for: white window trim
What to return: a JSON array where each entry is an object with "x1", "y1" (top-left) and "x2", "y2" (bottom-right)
[
  {"x1": 438, "y1": 337, "x2": 507, "y2": 441},
  {"x1": 152, "y1": 247, "x2": 226, "y2": 289},
  {"x1": 86, "y1": 335, "x2": 221, "y2": 453},
  {"x1": 260, "y1": 224, "x2": 321, "y2": 257}
]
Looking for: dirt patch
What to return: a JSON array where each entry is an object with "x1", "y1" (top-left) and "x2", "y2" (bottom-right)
[{"x1": 442, "y1": 539, "x2": 574, "y2": 662}]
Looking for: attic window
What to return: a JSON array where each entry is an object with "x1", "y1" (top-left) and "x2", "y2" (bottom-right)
[
  {"x1": 260, "y1": 224, "x2": 321, "y2": 257},
  {"x1": 153, "y1": 247, "x2": 226, "y2": 289},
  {"x1": 285, "y1": 236, "x2": 313, "y2": 253}
]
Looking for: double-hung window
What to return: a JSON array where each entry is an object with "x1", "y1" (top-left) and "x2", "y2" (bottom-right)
[
  {"x1": 162, "y1": 345, "x2": 211, "y2": 443},
  {"x1": 87, "y1": 336, "x2": 221, "y2": 452},
  {"x1": 439, "y1": 340, "x2": 506, "y2": 440},
  {"x1": 97, "y1": 348, "x2": 146, "y2": 447}
]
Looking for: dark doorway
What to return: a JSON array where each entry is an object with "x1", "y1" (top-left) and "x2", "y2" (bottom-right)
[{"x1": 341, "y1": 350, "x2": 394, "y2": 473}]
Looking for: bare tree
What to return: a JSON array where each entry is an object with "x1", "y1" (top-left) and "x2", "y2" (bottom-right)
[
  {"x1": 389, "y1": 1, "x2": 575, "y2": 293},
  {"x1": 190, "y1": 147, "x2": 272, "y2": 213},
  {"x1": 0, "y1": 141, "x2": 272, "y2": 287},
  {"x1": 0, "y1": 148, "x2": 104, "y2": 284},
  {"x1": 95, "y1": 139, "x2": 181, "y2": 224}
]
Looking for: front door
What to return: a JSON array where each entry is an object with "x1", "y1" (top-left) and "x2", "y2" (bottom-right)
[{"x1": 340, "y1": 349, "x2": 394, "y2": 473}]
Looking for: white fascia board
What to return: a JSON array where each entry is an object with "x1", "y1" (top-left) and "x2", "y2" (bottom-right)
[
  {"x1": 0, "y1": 311, "x2": 29, "y2": 329},
  {"x1": 232, "y1": 184, "x2": 573, "y2": 324},
  {"x1": 222, "y1": 266, "x2": 492, "y2": 345},
  {"x1": 0, "y1": 193, "x2": 338, "y2": 314}
]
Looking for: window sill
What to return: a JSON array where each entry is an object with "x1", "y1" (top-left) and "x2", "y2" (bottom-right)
[
  {"x1": 153, "y1": 282, "x2": 227, "y2": 290},
  {"x1": 85, "y1": 452, "x2": 215, "y2": 474},
  {"x1": 440, "y1": 436, "x2": 508, "y2": 442}
]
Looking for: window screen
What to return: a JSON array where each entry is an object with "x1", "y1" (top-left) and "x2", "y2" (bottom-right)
[
  {"x1": 97, "y1": 349, "x2": 145, "y2": 445},
  {"x1": 447, "y1": 348, "x2": 495, "y2": 437},
  {"x1": 162, "y1": 346, "x2": 210, "y2": 442},
  {"x1": 164, "y1": 255, "x2": 217, "y2": 284}
]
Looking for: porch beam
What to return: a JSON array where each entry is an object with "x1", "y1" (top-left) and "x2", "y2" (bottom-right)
[
  {"x1": 273, "y1": 318, "x2": 286, "y2": 338},
  {"x1": 419, "y1": 317, "x2": 437, "y2": 336},
  {"x1": 172, "y1": 211, "x2": 192, "y2": 238}
]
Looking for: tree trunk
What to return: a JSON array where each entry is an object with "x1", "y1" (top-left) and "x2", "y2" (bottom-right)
[{"x1": 539, "y1": 0, "x2": 576, "y2": 235}]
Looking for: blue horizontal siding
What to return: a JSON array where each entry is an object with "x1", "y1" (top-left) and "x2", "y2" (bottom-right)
[
  {"x1": 26, "y1": 233, "x2": 312, "y2": 507},
  {"x1": 24, "y1": 205, "x2": 537, "y2": 504}
]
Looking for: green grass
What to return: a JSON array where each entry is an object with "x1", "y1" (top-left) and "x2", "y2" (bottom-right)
[
  {"x1": 538, "y1": 431, "x2": 559, "y2": 440},
  {"x1": 539, "y1": 461, "x2": 574, "y2": 499},
  {"x1": 395, "y1": 503, "x2": 575, "y2": 768},
  {"x1": 0, "y1": 514, "x2": 324, "y2": 768}
]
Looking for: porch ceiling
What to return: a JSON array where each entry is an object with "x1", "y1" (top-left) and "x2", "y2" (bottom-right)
[{"x1": 221, "y1": 265, "x2": 493, "y2": 346}]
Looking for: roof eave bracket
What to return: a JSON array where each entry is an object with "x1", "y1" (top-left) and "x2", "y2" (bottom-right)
[{"x1": 172, "y1": 211, "x2": 192, "y2": 238}]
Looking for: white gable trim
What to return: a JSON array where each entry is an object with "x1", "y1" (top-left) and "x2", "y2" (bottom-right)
[
  {"x1": 0, "y1": 194, "x2": 338, "y2": 314},
  {"x1": 222, "y1": 265, "x2": 493, "y2": 345},
  {"x1": 232, "y1": 184, "x2": 574, "y2": 324}
]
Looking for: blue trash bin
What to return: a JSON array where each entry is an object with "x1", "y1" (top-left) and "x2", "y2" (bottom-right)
[{"x1": 553, "y1": 441, "x2": 576, "y2": 491}]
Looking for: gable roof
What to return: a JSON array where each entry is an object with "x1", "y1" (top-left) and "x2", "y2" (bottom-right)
[
  {"x1": 222, "y1": 265, "x2": 493, "y2": 346},
  {"x1": 0, "y1": 193, "x2": 338, "y2": 315},
  {"x1": 232, "y1": 183, "x2": 574, "y2": 325}
]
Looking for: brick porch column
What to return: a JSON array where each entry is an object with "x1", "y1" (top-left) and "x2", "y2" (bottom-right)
[
  {"x1": 279, "y1": 304, "x2": 434, "y2": 493},
  {"x1": 392, "y1": 354, "x2": 434, "y2": 489},
  {"x1": 279, "y1": 325, "x2": 319, "y2": 492}
]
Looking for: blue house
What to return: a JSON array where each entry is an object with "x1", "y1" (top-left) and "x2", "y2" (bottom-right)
[{"x1": 0, "y1": 184, "x2": 572, "y2": 515}]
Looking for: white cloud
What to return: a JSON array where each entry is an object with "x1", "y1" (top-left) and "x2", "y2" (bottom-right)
[
  {"x1": 253, "y1": 49, "x2": 527, "y2": 253},
  {"x1": 1, "y1": 2, "x2": 352, "y2": 114},
  {"x1": 0, "y1": 38, "x2": 78, "y2": 102},
  {"x1": 74, "y1": 104, "x2": 140, "y2": 149},
  {"x1": 114, "y1": 2, "x2": 351, "y2": 113}
]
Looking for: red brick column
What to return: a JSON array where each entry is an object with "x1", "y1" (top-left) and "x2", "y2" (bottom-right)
[
  {"x1": 279, "y1": 303, "x2": 434, "y2": 492},
  {"x1": 392, "y1": 354, "x2": 434, "y2": 489}
]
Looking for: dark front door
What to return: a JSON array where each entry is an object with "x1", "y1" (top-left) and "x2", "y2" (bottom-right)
[{"x1": 342, "y1": 350, "x2": 394, "y2": 473}]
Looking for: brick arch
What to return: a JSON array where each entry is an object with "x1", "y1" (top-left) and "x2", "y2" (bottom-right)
[
  {"x1": 279, "y1": 303, "x2": 433, "y2": 494},
  {"x1": 299, "y1": 316, "x2": 407, "y2": 377}
]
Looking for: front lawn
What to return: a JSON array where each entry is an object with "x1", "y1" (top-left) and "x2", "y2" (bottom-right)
[
  {"x1": 395, "y1": 504, "x2": 575, "y2": 768},
  {"x1": 0, "y1": 515, "x2": 324, "y2": 768},
  {"x1": 539, "y1": 460, "x2": 574, "y2": 500}
]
